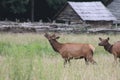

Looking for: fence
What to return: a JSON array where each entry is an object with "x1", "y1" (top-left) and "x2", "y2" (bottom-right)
[
  {"x1": 0, "y1": 21, "x2": 120, "y2": 34},
  {"x1": 0, "y1": 21, "x2": 87, "y2": 33}
]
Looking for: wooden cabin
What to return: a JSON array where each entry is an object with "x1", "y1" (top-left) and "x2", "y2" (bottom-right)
[
  {"x1": 107, "y1": 0, "x2": 120, "y2": 24},
  {"x1": 54, "y1": 1, "x2": 116, "y2": 28}
]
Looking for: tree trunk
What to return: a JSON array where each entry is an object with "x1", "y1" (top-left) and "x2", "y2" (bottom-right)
[{"x1": 31, "y1": 0, "x2": 34, "y2": 22}]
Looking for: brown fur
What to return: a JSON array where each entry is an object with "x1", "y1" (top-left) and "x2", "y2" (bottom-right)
[
  {"x1": 99, "y1": 37, "x2": 120, "y2": 63},
  {"x1": 44, "y1": 33, "x2": 96, "y2": 66}
]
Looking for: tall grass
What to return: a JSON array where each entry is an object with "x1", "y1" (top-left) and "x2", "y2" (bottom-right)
[{"x1": 0, "y1": 33, "x2": 120, "y2": 80}]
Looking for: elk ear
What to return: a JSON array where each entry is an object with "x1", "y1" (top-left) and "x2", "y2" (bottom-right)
[
  {"x1": 107, "y1": 37, "x2": 109, "y2": 40},
  {"x1": 99, "y1": 37, "x2": 102, "y2": 41}
]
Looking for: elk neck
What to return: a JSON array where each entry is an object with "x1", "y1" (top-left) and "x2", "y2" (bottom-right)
[
  {"x1": 104, "y1": 42, "x2": 113, "y2": 53},
  {"x1": 49, "y1": 39, "x2": 63, "y2": 53}
]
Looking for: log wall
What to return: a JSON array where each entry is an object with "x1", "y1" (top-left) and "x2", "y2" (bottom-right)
[
  {"x1": 56, "y1": 4, "x2": 113, "y2": 28},
  {"x1": 56, "y1": 5, "x2": 83, "y2": 24}
]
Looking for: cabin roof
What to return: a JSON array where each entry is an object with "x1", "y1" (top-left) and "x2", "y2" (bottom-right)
[
  {"x1": 67, "y1": 1, "x2": 116, "y2": 21},
  {"x1": 107, "y1": 0, "x2": 120, "y2": 23}
]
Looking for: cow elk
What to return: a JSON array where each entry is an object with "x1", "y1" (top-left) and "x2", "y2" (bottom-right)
[
  {"x1": 44, "y1": 33, "x2": 96, "y2": 66},
  {"x1": 99, "y1": 37, "x2": 120, "y2": 63}
]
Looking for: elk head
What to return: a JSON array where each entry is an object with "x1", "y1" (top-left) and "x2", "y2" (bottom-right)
[
  {"x1": 44, "y1": 33, "x2": 60, "y2": 41},
  {"x1": 98, "y1": 37, "x2": 110, "y2": 46}
]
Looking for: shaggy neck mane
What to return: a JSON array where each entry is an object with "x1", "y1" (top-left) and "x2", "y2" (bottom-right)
[
  {"x1": 49, "y1": 39, "x2": 63, "y2": 53},
  {"x1": 104, "y1": 42, "x2": 113, "y2": 53}
]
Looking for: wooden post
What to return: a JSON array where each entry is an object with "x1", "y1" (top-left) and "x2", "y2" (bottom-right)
[{"x1": 115, "y1": 23, "x2": 118, "y2": 28}]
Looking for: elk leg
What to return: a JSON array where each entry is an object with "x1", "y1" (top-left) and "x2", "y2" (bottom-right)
[
  {"x1": 84, "y1": 58, "x2": 89, "y2": 65},
  {"x1": 68, "y1": 58, "x2": 71, "y2": 66},
  {"x1": 87, "y1": 56, "x2": 97, "y2": 64},
  {"x1": 88, "y1": 58, "x2": 94, "y2": 64},
  {"x1": 64, "y1": 59, "x2": 67, "y2": 67},
  {"x1": 92, "y1": 59, "x2": 97, "y2": 64},
  {"x1": 114, "y1": 55, "x2": 117, "y2": 64},
  {"x1": 68, "y1": 57, "x2": 73, "y2": 66}
]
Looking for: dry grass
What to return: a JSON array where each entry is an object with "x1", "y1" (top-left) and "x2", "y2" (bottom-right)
[{"x1": 0, "y1": 33, "x2": 119, "y2": 80}]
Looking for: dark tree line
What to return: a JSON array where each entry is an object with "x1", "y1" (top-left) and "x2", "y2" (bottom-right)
[{"x1": 0, "y1": 0, "x2": 113, "y2": 22}]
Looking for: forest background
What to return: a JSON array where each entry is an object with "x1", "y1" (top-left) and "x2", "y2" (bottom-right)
[{"x1": 0, "y1": 0, "x2": 112, "y2": 22}]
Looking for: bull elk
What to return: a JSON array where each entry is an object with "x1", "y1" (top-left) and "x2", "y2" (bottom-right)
[
  {"x1": 44, "y1": 33, "x2": 96, "y2": 66},
  {"x1": 98, "y1": 37, "x2": 120, "y2": 63}
]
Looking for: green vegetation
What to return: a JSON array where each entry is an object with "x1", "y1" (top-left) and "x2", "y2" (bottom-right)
[
  {"x1": 0, "y1": 0, "x2": 112, "y2": 21},
  {"x1": 0, "y1": 33, "x2": 119, "y2": 80}
]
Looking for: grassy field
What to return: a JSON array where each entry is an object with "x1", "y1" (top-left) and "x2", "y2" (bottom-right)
[{"x1": 0, "y1": 33, "x2": 120, "y2": 80}]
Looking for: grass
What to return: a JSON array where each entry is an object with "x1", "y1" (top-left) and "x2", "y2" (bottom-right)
[{"x1": 0, "y1": 33, "x2": 120, "y2": 80}]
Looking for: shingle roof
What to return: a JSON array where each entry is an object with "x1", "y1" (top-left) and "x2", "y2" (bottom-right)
[
  {"x1": 68, "y1": 1, "x2": 116, "y2": 21},
  {"x1": 107, "y1": 0, "x2": 120, "y2": 23}
]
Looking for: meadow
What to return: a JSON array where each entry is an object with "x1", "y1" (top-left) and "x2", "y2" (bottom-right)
[{"x1": 0, "y1": 33, "x2": 120, "y2": 80}]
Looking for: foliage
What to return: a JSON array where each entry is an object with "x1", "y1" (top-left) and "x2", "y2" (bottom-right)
[
  {"x1": 0, "y1": 0, "x2": 29, "y2": 14},
  {"x1": 0, "y1": 0, "x2": 114, "y2": 21},
  {"x1": 46, "y1": 0, "x2": 67, "y2": 10}
]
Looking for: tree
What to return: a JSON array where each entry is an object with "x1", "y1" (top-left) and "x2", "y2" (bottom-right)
[
  {"x1": 0, "y1": 0, "x2": 29, "y2": 14},
  {"x1": 31, "y1": 0, "x2": 34, "y2": 22},
  {"x1": 0, "y1": 0, "x2": 29, "y2": 20},
  {"x1": 46, "y1": 0, "x2": 67, "y2": 10},
  {"x1": 0, "y1": 0, "x2": 113, "y2": 21}
]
